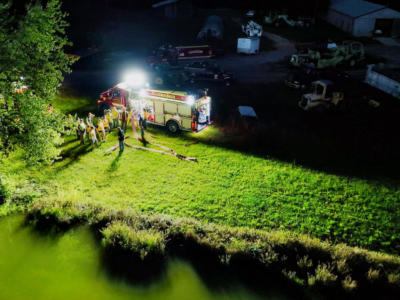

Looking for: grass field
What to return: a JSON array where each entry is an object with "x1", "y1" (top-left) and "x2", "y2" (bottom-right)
[{"x1": 1, "y1": 94, "x2": 399, "y2": 255}]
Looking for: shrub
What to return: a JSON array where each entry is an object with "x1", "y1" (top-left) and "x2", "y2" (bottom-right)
[
  {"x1": 367, "y1": 269, "x2": 380, "y2": 282},
  {"x1": 0, "y1": 176, "x2": 10, "y2": 204},
  {"x1": 314, "y1": 263, "x2": 338, "y2": 286},
  {"x1": 342, "y1": 275, "x2": 357, "y2": 291},
  {"x1": 101, "y1": 221, "x2": 166, "y2": 260}
]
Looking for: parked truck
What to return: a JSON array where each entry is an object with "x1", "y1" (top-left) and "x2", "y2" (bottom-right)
[{"x1": 97, "y1": 85, "x2": 212, "y2": 133}]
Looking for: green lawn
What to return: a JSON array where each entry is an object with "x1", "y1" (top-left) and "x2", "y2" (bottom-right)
[{"x1": 1, "y1": 94, "x2": 399, "y2": 255}]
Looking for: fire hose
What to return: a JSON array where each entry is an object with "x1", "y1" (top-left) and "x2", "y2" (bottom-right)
[{"x1": 105, "y1": 119, "x2": 197, "y2": 162}]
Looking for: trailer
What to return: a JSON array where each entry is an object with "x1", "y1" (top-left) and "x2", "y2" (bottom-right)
[{"x1": 98, "y1": 85, "x2": 212, "y2": 133}]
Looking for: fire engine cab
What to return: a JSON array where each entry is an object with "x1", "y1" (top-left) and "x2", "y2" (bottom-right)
[{"x1": 98, "y1": 84, "x2": 211, "y2": 133}]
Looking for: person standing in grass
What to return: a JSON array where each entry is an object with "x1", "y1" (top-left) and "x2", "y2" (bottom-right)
[
  {"x1": 139, "y1": 115, "x2": 146, "y2": 142},
  {"x1": 112, "y1": 107, "x2": 119, "y2": 130},
  {"x1": 97, "y1": 118, "x2": 106, "y2": 141},
  {"x1": 103, "y1": 116, "x2": 110, "y2": 134},
  {"x1": 106, "y1": 110, "x2": 113, "y2": 131},
  {"x1": 117, "y1": 127, "x2": 125, "y2": 153},
  {"x1": 78, "y1": 118, "x2": 86, "y2": 145},
  {"x1": 121, "y1": 108, "x2": 128, "y2": 132},
  {"x1": 89, "y1": 125, "x2": 98, "y2": 145}
]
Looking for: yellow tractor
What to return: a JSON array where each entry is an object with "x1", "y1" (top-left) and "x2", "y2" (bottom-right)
[{"x1": 299, "y1": 80, "x2": 344, "y2": 111}]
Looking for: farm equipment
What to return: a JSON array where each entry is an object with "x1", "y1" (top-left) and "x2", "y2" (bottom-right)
[
  {"x1": 298, "y1": 80, "x2": 344, "y2": 111},
  {"x1": 242, "y1": 20, "x2": 263, "y2": 37},
  {"x1": 238, "y1": 20, "x2": 262, "y2": 54},
  {"x1": 264, "y1": 12, "x2": 304, "y2": 28},
  {"x1": 290, "y1": 41, "x2": 365, "y2": 69}
]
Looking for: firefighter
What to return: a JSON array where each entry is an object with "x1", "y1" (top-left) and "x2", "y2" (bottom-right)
[
  {"x1": 78, "y1": 118, "x2": 86, "y2": 144},
  {"x1": 121, "y1": 108, "x2": 128, "y2": 132},
  {"x1": 106, "y1": 110, "x2": 113, "y2": 131},
  {"x1": 139, "y1": 115, "x2": 145, "y2": 142},
  {"x1": 97, "y1": 118, "x2": 106, "y2": 141},
  {"x1": 117, "y1": 127, "x2": 125, "y2": 153},
  {"x1": 86, "y1": 121, "x2": 92, "y2": 143},
  {"x1": 89, "y1": 125, "x2": 98, "y2": 145},
  {"x1": 87, "y1": 112, "x2": 95, "y2": 125},
  {"x1": 111, "y1": 107, "x2": 119, "y2": 129},
  {"x1": 103, "y1": 116, "x2": 110, "y2": 134}
]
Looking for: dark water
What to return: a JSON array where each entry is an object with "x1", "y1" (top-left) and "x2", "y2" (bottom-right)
[{"x1": 0, "y1": 216, "x2": 293, "y2": 300}]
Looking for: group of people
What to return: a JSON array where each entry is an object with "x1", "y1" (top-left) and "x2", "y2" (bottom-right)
[{"x1": 75, "y1": 106, "x2": 146, "y2": 153}]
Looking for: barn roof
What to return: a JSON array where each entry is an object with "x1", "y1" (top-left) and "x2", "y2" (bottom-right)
[
  {"x1": 330, "y1": 0, "x2": 386, "y2": 18},
  {"x1": 152, "y1": 0, "x2": 179, "y2": 8}
]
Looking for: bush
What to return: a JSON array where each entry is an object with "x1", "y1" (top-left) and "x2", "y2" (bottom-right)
[
  {"x1": 0, "y1": 175, "x2": 11, "y2": 204},
  {"x1": 101, "y1": 221, "x2": 166, "y2": 260}
]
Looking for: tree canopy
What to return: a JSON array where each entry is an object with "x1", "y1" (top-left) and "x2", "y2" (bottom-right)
[{"x1": 0, "y1": 0, "x2": 75, "y2": 163}]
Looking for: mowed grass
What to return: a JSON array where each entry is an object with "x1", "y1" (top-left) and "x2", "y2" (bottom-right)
[{"x1": 1, "y1": 96, "x2": 400, "y2": 255}]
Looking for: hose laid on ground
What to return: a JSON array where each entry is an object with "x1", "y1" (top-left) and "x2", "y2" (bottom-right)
[
  {"x1": 106, "y1": 120, "x2": 197, "y2": 162},
  {"x1": 130, "y1": 118, "x2": 197, "y2": 162}
]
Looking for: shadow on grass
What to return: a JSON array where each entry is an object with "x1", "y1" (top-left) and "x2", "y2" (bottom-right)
[
  {"x1": 55, "y1": 142, "x2": 93, "y2": 172},
  {"x1": 182, "y1": 81, "x2": 400, "y2": 182},
  {"x1": 108, "y1": 151, "x2": 122, "y2": 172}
]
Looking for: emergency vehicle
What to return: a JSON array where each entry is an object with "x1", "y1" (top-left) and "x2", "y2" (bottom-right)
[
  {"x1": 98, "y1": 85, "x2": 211, "y2": 133},
  {"x1": 147, "y1": 45, "x2": 214, "y2": 68}
]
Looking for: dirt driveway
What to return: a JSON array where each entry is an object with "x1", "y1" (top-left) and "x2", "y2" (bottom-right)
[{"x1": 215, "y1": 31, "x2": 296, "y2": 83}]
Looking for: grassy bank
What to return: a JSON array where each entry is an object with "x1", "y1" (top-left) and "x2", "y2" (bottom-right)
[
  {"x1": 27, "y1": 198, "x2": 400, "y2": 297},
  {"x1": 2, "y1": 125, "x2": 400, "y2": 254},
  {"x1": 1, "y1": 90, "x2": 400, "y2": 297},
  {"x1": 2, "y1": 90, "x2": 400, "y2": 255}
]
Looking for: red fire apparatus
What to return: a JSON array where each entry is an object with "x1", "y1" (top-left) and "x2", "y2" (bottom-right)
[
  {"x1": 147, "y1": 44, "x2": 214, "y2": 68},
  {"x1": 97, "y1": 84, "x2": 212, "y2": 133}
]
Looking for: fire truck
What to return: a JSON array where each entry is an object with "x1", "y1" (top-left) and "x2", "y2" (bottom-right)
[
  {"x1": 98, "y1": 84, "x2": 211, "y2": 133},
  {"x1": 147, "y1": 44, "x2": 215, "y2": 68}
]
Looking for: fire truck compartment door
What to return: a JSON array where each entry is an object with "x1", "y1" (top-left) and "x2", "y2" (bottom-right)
[
  {"x1": 164, "y1": 102, "x2": 178, "y2": 114},
  {"x1": 177, "y1": 104, "x2": 191, "y2": 117},
  {"x1": 181, "y1": 117, "x2": 192, "y2": 130},
  {"x1": 154, "y1": 101, "x2": 164, "y2": 124}
]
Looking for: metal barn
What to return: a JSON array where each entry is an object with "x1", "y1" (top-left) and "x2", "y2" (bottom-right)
[{"x1": 325, "y1": 0, "x2": 400, "y2": 37}]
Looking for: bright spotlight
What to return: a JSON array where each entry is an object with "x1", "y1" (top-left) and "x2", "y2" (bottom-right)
[
  {"x1": 186, "y1": 95, "x2": 195, "y2": 106},
  {"x1": 123, "y1": 70, "x2": 147, "y2": 87},
  {"x1": 139, "y1": 89, "x2": 147, "y2": 98}
]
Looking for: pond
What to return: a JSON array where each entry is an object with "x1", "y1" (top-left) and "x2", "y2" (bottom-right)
[{"x1": 0, "y1": 215, "x2": 295, "y2": 300}]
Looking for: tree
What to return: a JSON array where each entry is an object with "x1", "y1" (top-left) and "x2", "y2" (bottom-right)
[{"x1": 0, "y1": 0, "x2": 75, "y2": 163}]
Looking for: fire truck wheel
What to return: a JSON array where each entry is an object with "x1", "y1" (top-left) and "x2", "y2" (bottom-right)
[{"x1": 166, "y1": 120, "x2": 180, "y2": 133}]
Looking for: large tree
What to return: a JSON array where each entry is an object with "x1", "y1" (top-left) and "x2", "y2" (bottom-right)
[{"x1": 0, "y1": 0, "x2": 74, "y2": 163}]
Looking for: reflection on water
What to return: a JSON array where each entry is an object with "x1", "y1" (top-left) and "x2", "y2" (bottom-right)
[{"x1": 0, "y1": 216, "x2": 290, "y2": 300}]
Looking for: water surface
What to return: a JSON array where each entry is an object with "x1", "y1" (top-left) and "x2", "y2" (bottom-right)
[{"x1": 0, "y1": 216, "x2": 291, "y2": 300}]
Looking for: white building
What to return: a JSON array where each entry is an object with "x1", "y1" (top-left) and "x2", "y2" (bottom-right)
[{"x1": 325, "y1": 0, "x2": 400, "y2": 37}]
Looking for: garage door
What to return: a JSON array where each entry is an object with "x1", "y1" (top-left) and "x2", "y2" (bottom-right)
[{"x1": 375, "y1": 19, "x2": 394, "y2": 36}]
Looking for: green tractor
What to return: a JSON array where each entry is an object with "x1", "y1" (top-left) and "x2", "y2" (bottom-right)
[{"x1": 290, "y1": 41, "x2": 365, "y2": 69}]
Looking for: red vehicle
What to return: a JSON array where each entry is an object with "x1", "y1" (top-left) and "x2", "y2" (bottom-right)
[
  {"x1": 147, "y1": 44, "x2": 214, "y2": 68},
  {"x1": 97, "y1": 83, "x2": 130, "y2": 113}
]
